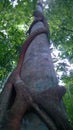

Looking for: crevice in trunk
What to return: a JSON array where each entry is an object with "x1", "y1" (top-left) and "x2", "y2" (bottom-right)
[{"x1": 8, "y1": 86, "x2": 16, "y2": 109}]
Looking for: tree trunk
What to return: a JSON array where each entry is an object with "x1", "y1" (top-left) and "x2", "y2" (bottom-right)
[
  {"x1": 20, "y1": 18, "x2": 57, "y2": 130},
  {"x1": 0, "y1": 2, "x2": 72, "y2": 130},
  {"x1": 20, "y1": 4, "x2": 71, "y2": 130}
]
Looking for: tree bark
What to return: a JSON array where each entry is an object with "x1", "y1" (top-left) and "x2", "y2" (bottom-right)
[
  {"x1": 20, "y1": 9, "x2": 65, "y2": 130},
  {"x1": 21, "y1": 21, "x2": 58, "y2": 92},
  {"x1": 0, "y1": 2, "x2": 72, "y2": 130}
]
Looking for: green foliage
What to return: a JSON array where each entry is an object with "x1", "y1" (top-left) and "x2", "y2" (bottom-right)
[
  {"x1": 62, "y1": 75, "x2": 73, "y2": 126},
  {"x1": 0, "y1": 0, "x2": 33, "y2": 85},
  {"x1": 0, "y1": 0, "x2": 73, "y2": 127},
  {"x1": 46, "y1": 0, "x2": 73, "y2": 63},
  {"x1": 45, "y1": 0, "x2": 73, "y2": 126}
]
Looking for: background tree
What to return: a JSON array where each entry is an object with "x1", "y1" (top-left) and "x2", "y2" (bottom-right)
[{"x1": 0, "y1": 0, "x2": 73, "y2": 129}]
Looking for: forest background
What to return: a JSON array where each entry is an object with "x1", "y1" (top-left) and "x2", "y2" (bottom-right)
[{"x1": 0, "y1": 0, "x2": 73, "y2": 127}]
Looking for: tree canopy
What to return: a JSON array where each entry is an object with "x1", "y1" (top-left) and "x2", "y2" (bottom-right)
[{"x1": 0, "y1": 0, "x2": 73, "y2": 127}]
